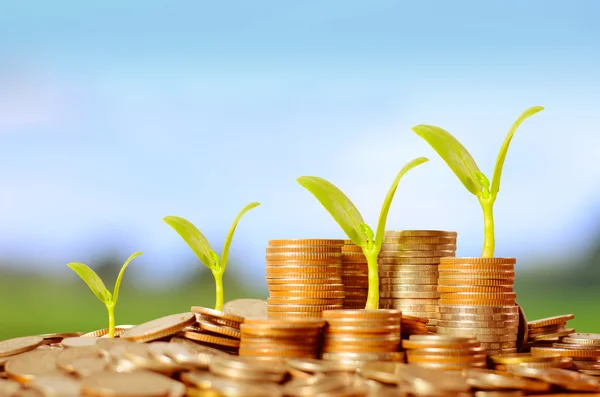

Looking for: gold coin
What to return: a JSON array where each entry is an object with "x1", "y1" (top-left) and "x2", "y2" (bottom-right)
[
  {"x1": 266, "y1": 297, "x2": 344, "y2": 305},
  {"x1": 436, "y1": 326, "x2": 518, "y2": 335},
  {"x1": 81, "y1": 370, "x2": 178, "y2": 397},
  {"x1": 439, "y1": 270, "x2": 515, "y2": 278},
  {"x1": 5, "y1": 350, "x2": 62, "y2": 383},
  {"x1": 407, "y1": 354, "x2": 487, "y2": 363},
  {"x1": 242, "y1": 317, "x2": 326, "y2": 327},
  {"x1": 439, "y1": 299, "x2": 516, "y2": 306},
  {"x1": 379, "y1": 271, "x2": 439, "y2": 278},
  {"x1": 380, "y1": 291, "x2": 440, "y2": 299},
  {"x1": 266, "y1": 245, "x2": 341, "y2": 253},
  {"x1": 462, "y1": 369, "x2": 551, "y2": 392},
  {"x1": 323, "y1": 318, "x2": 401, "y2": 327},
  {"x1": 378, "y1": 264, "x2": 439, "y2": 271},
  {"x1": 386, "y1": 236, "x2": 457, "y2": 244},
  {"x1": 266, "y1": 273, "x2": 340, "y2": 279},
  {"x1": 381, "y1": 243, "x2": 457, "y2": 251},
  {"x1": 268, "y1": 283, "x2": 345, "y2": 291},
  {"x1": 438, "y1": 263, "x2": 514, "y2": 271},
  {"x1": 378, "y1": 257, "x2": 442, "y2": 265},
  {"x1": 182, "y1": 331, "x2": 240, "y2": 348},
  {"x1": 0, "y1": 337, "x2": 44, "y2": 358},
  {"x1": 389, "y1": 230, "x2": 458, "y2": 237},
  {"x1": 266, "y1": 259, "x2": 341, "y2": 265},
  {"x1": 322, "y1": 309, "x2": 402, "y2": 319},
  {"x1": 267, "y1": 311, "x2": 323, "y2": 318},
  {"x1": 197, "y1": 320, "x2": 241, "y2": 339},
  {"x1": 60, "y1": 337, "x2": 101, "y2": 348},
  {"x1": 120, "y1": 312, "x2": 197, "y2": 343},
  {"x1": 265, "y1": 252, "x2": 341, "y2": 260},
  {"x1": 438, "y1": 285, "x2": 514, "y2": 293},
  {"x1": 380, "y1": 285, "x2": 438, "y2": 292},
  {"x1": 439, "y1": 313, "x2": 519, "y2": 321},
  {"x1": 379, "y1": 250, "x2": 455, "y2": 258},
  {"x1": 504, "y1": 366, "x2": 600, "y2": 392},
  {"x1": 489, "y1": 353, "x2": 560, "y2": 364},
  {"x1": 563, "y1": 333, "x2": 600, "y2": 346},
  {"x1": 529, "y1": 329, "x2": 576, "y2": 342},
  {"x1": 384, "y1": 298, "x2": 440, "y2": 305},
  {"x1": 192, "y1": 307, "x2": 244, "y2": 325},
  {"x1": 380, "y1": 277, "x2": 439, "y2": 285},
  {"x1": 266, "y1": 265, "x2": 340, "y2": 273},
  {"x1": 321, "y1": 351, "x2": 405, "y2": 361},
  {"x1": 268, "y1": 239, "x2": 345, "y2": 246},
  {"x1": 439, "y1": 305, "x2": 518, "y2": 314},
  {"x1": 437, "y1": 320, "x2": 519, "y2": 328},
  {"x1": 528, "y1": 315, "x2": 575, "y2": 328},
  {"x1": 531, "y1": 347, "x2": 600, "y2": 359},
  {"x1": 267, "y1": 304, "x2": 341, "y2": 312},
  {"x1": 440, "y1": 257, "x2": 516, "y2": 265},
  {"x1": 406, "y1": 347, "x2": 484, "y2": 356},
  {"x1": 438, "y1": 278, "x2": 514, "y2": 287},
  {"x1": 267, "y1": 277, "x2": 342, "y2": 285},
  {"x1": 80, "y1": 326, "x2": 132, "y2": 338},
  {"x1": 268, "y1": 290, "x2": 345, "y2": 298}
]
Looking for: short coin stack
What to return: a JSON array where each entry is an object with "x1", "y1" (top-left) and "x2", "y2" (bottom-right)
[
  {"x1": 437, "y1": 257, "x2": 518, "y2": 355},
  {"x1": 265, "y1": 239, "x2": 345, "y2": 318},
  {"x1": 320, "y1": 309, "x2": 404, "y2": 362},
  {"x1": 187, "y1": 306, "x2": 244, "y2": 354},
  {"x1": 526, "y1": 314, "x2": 575, "y2": 348},
  {"x1": 530, "y1": 330, "x2": 600, "y2": 365},
  {"x1": 401, "y1": 315, "x2": 431, "y2": 338},
  {"x1": 402, "y1": 334, "x2": 487, "y2": 370},
  {"x1": 238, "y1": 318, "x2": 326, "y2": 361},
  {"x1": 378, "y1": 230, "x2": 457, "y2": 330},
  {"x1": 340, "y1": 240, "x2": 369, "y2": 309}
]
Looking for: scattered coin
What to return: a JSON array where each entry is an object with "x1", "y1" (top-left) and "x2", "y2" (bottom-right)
[
  {"x1": 121, "y1": 312, "x2": 197, "y2": 343},
  {"x1": 0, "y1": 337, "x2": 44, "y2": 358}
]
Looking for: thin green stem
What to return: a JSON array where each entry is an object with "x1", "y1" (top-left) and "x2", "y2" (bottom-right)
[
  {"x1": 364, "y1": 251, "x2": 380, "y2": 310},
  {"x1": 480, "y1": 198, "x2": 495, "y2": 258},
  {"x1": 107, "y1": 303, "x2": 115, "y2": 338},
  {"x1": 213, "y1": 270, "x2": 224, "y2": 311}
]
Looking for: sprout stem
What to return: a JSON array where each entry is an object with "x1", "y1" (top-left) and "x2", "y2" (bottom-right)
[
  {"x1": 364, "y1": 250, "x2": 380, "y2": 310},
  {"x1": 107, "y1": 303, "x2": 116, "y2": 338},
  {"x1": 480, "y1": 198, "x2": 495, "y2": 258},
  {"x1": 213, "y1": 271, "x2": 224, "y2": 311}
]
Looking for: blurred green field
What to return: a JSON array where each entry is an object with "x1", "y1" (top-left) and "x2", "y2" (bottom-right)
[{"x1": 0, "y1": 271, "x2": 598, "y2": 340}]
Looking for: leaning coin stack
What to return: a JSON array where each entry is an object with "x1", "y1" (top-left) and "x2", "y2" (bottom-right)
[
  {"x1": 437, "y1": 257, "x2": 518, "y2": 355},
  {"x1": 402, "y1": 334, "x2": 487, "y2": 370},
  {"x1": 530, "y1": 331, "x2": 600, "y2": 365},
  {"x1": 379, "y1": 230, "x2": 457, "y2": 330},
  {"x1": 320, "y1": 309, "x2": 404, "y2": 362},
  {"x1": 239, "y1": 318, "x2": 326, "y2": 361},
  {"x1": 266, "y1": 239, "x2": 345, "y2": 318},
  {"x1": 188, "y1": 306, "x2": 244, "y2": 354},
  {"x1": 341, "y1": 240, "x2": 369, "y2": 309},
  {"x1": 401, "y1": 315, "x2": 431, "y2": 338},
  {"x1": 526, "y1": 314, "x2": 575, "y2": 349},
  {"x1": 489, "y1": 352, "x2": 575, "y2": 370}
]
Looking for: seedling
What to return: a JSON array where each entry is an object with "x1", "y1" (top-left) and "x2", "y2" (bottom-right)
[
  {"x1": 67, "y1": 252, "x2": 143, "y2": 338},
  {"x1": 163, "y1": 202, "x2": 260, "y2": 311},
  {"x1": 412, "y1": 106, "x2": 544, "y2": 257},
  {"x1": 297, "y1": 157, "x2": 429, "y2": 309}
]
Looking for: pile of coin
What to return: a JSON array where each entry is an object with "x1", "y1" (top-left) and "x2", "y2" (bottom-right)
[
  {"x1": 265, "y1": 239, "x2": 345, "y2": 318},
  {"x1": 437, "y1": 257, "x2": 518, "y2": 355},
  {"x1": 378, "y1": 230, "x2": 457, "y2": 330},
  {"x1": 320, "y1": 310, "x2": 404, "y2": 362},
  {"x1": 239, "y1": 318, "x2": 326, "y2": 361},
  {"x1": 526, "y1": 314, "x2": 575, "y2": 348},
  {"x1": 340, "y1": 241, "x2": 368, "y2": 309},
  {"x1": 402, "y1": 334, "x2": 487, "y2": 370},
  {"x1": 401, "y1": 315, "x2": 431, "y2": 338},
  {"x1": 530, "y1": 331, "x2": 600, "y2": 368},
  {"x1": 187, "y1": 307, "x2": 244, "y2": 354},
  {"x1": 489, "y1": 352, "x2": 575, "y2": 370}
]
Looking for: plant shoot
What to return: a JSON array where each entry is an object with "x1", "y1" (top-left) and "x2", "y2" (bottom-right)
[
  {"x1": 412, "y1": 106, "x2": 544, "y2": 257},
  {"x1": 163, "y1": 202, "x2": 260, "y2": 311},
  {"x1": 67, "y1": 252, "x2": 143, "y2": 338},
  {"x1": 297, "y1": 157, "x2": 429, "y2": 309}
]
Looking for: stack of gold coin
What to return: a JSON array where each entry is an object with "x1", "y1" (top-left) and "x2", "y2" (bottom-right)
[
  {"x1": 341, "y1": 240, "x2": 368, "y2": 309},
  {"x1": 526, "y1": 314, "x2": 575, "y2": 348},
  {"x1": 489, "y1": 352, "x2": 574, "y2": 370},
  {"x1": 530, "y1": 332, "x2": 600, "y2": 365},
  {"x1": 379, "y1": 230, "x2": 457, "y2": 330},
  {"x1": 401, "y1": 315, "x2": 431, "y2": 338},
  {"x1": 188, "y1": 306, "x2": 243, "y2": 354},
  {"x1": 402, "y1": 334, "x2": 487, "y2": 370},
  {"x1": 437, "y1": 257, "x2": 518, "y2": 355},
  {"x1": 266, "y1": 239, "x2": 345, "y2": 318},
  {"x1": 320, "y1": 310, "x2": 404, "y2": 362},
  {"x1": 238, "y1": 318, "x2": 326, "y2": 361}
]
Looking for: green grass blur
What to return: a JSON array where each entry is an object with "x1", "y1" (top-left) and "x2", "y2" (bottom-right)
[{"x1": 1, "y1": 269, "x2": 598, "y2": 340}]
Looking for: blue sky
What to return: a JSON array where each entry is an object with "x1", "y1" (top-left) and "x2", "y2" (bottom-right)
[{"x1": 0, "y1": 1, "x2": 599, "y2": 285}]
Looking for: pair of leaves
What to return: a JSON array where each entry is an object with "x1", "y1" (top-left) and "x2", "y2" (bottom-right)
[
  {"x1": 163, "y1": 202, "x2": 260, "y2": 274},
  {"x1": 412, "y1": 106, "x2": 544, "y2": 199},
  {"x1": 297, "y1": 157, "x2": 429, "y2": 250},
  {"x1": 67, "y1": 251, "x2": 143, "y2": 306}
]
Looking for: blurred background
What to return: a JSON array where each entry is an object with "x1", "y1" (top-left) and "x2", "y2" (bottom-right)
[{"x1": 1, "y1": 1, "x2": 599, "y2": 339}]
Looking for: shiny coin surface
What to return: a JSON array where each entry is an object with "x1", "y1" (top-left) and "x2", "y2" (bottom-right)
[
  {"x1": 5, "y1": 350, "x2": 62, "y2": 383},
  {"x1": 120, "y1": 312, "x2": 196, "y2": 342},
  {"x1": 0, "y1": 337, "x2": 44, "y2": 357},
  {"x1": 81, "y1": 370, "x2": 178, "y2": 397}
]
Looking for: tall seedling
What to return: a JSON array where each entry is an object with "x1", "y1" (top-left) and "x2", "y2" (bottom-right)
[
  {"x1": 68, "y1": 252, "x2": 143, "y2": 338},
  {"x1": 412, "y1": 106, "x2": 544, "y2": 257},
  {"x1": 297, "y1": 157, "x2": 429, "y2": 310},
  {"x1": 164, "y1": 202, "x2": 260, "y2": 311}
]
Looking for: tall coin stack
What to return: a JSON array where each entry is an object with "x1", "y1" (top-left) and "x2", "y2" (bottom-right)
[
  {"x1": 378, "y1": 230, "x2": 458, "y2": 330},
  {"x1": 266, "y1": 239, "x2": 345, "y2": 318},
  {"x1": 341, "y1": 241, "x2": 368, "y2": 309},
  {"x1": 437, "y1": 257, "x2": 518, "y2": 355}
]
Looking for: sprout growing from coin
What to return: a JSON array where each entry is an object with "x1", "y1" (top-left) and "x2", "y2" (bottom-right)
[
  {"x1": 67, "y1": 252, "x2": 143, "y2": 338},
  {"x1": 412, "y1": 106, "x2": 544, "y2": 257},
  {"x1": 163, "y1": 202, "x2": 260, "y2": 311},
  {"x1": 297, "y1": 157, "x2": 429, "y2": 310}
]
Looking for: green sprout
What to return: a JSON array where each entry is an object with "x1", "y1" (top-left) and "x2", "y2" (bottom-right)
[
  {"x1": 163, "y1": 202, "x2": 260, "y2": 311},
  {"x1": 67, "y1": 252, "x2": 143, "y2": 338},
  {"x1": 297, "y1": 157, "x2": 429, "y2": 310},
  {"x1": 412, "y1": 106, "x2": 544, "y2": 258}
]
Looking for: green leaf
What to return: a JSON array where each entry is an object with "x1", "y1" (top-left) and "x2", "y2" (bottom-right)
[
  {"x1": 112, "y1": 251, "x2": 143, "y2": 305},
  {"x1": 163, "y1": 216, "x2": 217, "y2": 270},
  {"x1": 297, "y1": 176, "x2": 367, "y2": 247},
  {"x1": 221, "y1": 202, "x2": 260, "y2": 272},
  {"x1": 490, "y1": 106, "x2": 544, "y2": 198},
  {"x1": 374, "y1": 157, "x2": 429, "y2": 248},
  {"x1": 67, "y1": 262, "x2": 112, "y2": 304},
  {"x1": 359, "y1": 223, "x2": 374, "y2": 244},
  {"x1": 412, "y1": 124, "x2": 483, "y2": 196}
]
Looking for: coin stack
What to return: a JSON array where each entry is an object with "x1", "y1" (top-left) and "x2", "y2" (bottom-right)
[
  {"x1": 320, "y1": 309, "x2": 404, "y2": 362},
  {"x1": 378, "y1": 230, "x2": 457, "y2": 330},
  {"x1": 489, "y1": 353, "x2": 575, "y2": 370},
  {"x1": 341, "y1": 240, "x2": 369, "y2": 309},
  {"x1": 188, "y1": 306, "x2": 243, "y2": 354},
  {"x1": 402, "y1": 335, "x2": 487, "y2": 370},
  {"x1": 526, "y1": 314, "x2": 575, "y2": 349},
  {"x1": 401, "y1": 315, "x2": 431, "y2": 338},
  {"x1": 266, "y1": 239, "x2": 345, "y2": 318},
  {"x1": 238, "y1": 318, "x2": 326, "y2": 361},
  {"x1": 530, "y1": 331, "x2": 600, "y2": 364},
  {"x1": 437, "y1": 257, "x2": 518, "y2": 355}
]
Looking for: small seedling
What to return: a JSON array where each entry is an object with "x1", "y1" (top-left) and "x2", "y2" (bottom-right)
[
  {"x1": 412, "y1": 106, "x2": 544, "y2": 257},
  {"x1": 163, "y1": 202, "x2": 260, "y2": 311},
  {"x1": 297, "y1": 157, "x2": 429, "y2": 310},
  {"x1": 67, "y1": 252, "x2": 143, "y2": 338}
]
